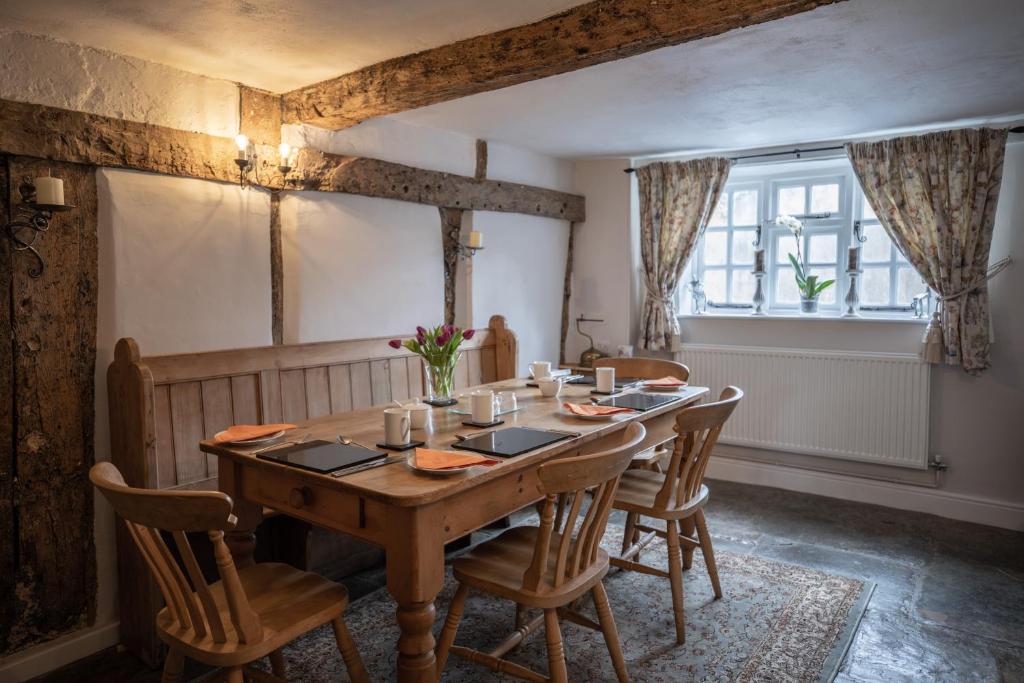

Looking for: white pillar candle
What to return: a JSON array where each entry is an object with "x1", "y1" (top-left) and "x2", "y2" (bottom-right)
[
  {"x1": 848, "y1": 246, "x2": 861, "y2": 272},
  {"x1": 34, "y1": 177, "x2": 64, "y2": 205},
  {"x1": 754, "y1": 248, "x2": 766, "y2": 273},
  {"x1": 467, "y1": 230, "x2": 483, "y2": 248}
]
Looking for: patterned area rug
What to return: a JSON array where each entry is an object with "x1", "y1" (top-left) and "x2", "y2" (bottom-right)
[{"x1": 270, "y1": 532, "x2": 871, "y2": 682}]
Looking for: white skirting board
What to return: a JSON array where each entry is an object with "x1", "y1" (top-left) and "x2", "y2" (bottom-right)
[
  {"x1": 708, "y1": 455, "x2": 1024, "y2": 531},
  {"x1": 0, "y1": 620, "x2": 120, "y2": 683}
]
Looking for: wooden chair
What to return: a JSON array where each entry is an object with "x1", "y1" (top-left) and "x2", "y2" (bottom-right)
[
  {"x1": 435, "y1": 423, "x2": 647, "y2": 683},
  {"x1": 592, "y1": 357, "x2": 690, "y2": 470},
  {"x1": 89, "y1": 462, "x2": 369, "y2": 683},
  {"x1": 610, "y1": 387, "x2": 742, "y2": 645}
]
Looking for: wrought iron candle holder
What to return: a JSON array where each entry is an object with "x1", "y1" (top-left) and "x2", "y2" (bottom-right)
[{"x1": 4, "y1": 179, "x2": 75, "y2": 278}]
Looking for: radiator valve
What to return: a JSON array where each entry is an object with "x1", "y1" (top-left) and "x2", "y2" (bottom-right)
[{"x1": 928, "y1": 454, "x2": 948, "y2": 471}]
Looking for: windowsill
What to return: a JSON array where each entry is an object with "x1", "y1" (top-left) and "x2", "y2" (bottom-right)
[{"x1": 678, "y1": 312, "x2": 929, "y2": 324}]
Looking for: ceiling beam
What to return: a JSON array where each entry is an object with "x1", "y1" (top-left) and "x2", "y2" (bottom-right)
[
  {"x1": 0, "y1": 98, "x2": 583, "y2": 222},
  {"x1": 282, "y1": 0, "x2": 844, "y2": 129}
]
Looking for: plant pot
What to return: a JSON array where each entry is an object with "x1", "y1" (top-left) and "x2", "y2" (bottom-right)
[{"x1": 799, "y1": 296, "x2": 819, "y2": 314}]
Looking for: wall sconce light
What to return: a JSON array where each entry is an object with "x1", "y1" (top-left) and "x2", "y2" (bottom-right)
[
  {"x1": 3, "y1": 174, "x2": 75, "y2": 278},
  {"x1": 457, "y1": 230, "x2": 484, "y2": 259},
  {"x1": 233, "y1": 134, "x2": 296, "y2": 189}
]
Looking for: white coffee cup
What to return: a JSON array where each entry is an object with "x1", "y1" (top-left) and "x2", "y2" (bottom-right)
[
  {"x1": 471, "y1": 389, "x2": 495, "y2": 424},
  {"x1": 537, "y1": 377, "x2": 562, "y2": 397},
  {"x1": 530, "y1": 361, "x2": 552, "y2": 379},
  {"x1": 384, "y1": 407, "x2": 411, "y2": 445},
  {"x1": 401, "y1": 397, "x2": 430, "y2": 430},
  {"x1": 596, "y1": 366, "x2": 615, "y2": 393}
]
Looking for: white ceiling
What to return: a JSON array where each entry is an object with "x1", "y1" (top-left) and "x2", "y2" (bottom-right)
[
  {"x1": 392, "y1": 0, "x2": 1024, "y2": 158},
  {"x1": 0, "y1": 0, "x2": 582, "y2": 92}
]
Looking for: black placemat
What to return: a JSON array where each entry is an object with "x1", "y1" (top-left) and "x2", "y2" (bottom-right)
[
  {"x1": 257, "y1": 440, "x2": 386, "y2": 473},
  {"x1": 462, "y1": 418, "x2": 505, "y2": 428},
  {"x1": 376, "y1": 439, "x2": 426, "y2": 452},
  {"x1": 595, "y1": 392, "x2": 683, "y2": 412},
  {"x1": 452, "y1": 427, "x2": 574, "y2": 458}
]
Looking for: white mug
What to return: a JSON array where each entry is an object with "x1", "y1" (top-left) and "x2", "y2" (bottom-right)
[
  {"x1": 383, "y1": 407, "x2": 411, "y2": 445},
  {"x1": 537, "y1": 377, "x2": 562, "y2": 397},
  {"x1": 596, "y1": 366, "x2": 615, "y2": 393},
  {"x1": 402, "y1": 398, "x2": 430, "y2": 430},
  {"x1": 471, "y1": 389, "x2": 495, "y2": 424},
  {"x1": 530, "y1": 361, "x2": 552, "y2": 379}
]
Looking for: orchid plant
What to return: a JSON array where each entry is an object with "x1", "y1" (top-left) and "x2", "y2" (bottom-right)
[
  {"x1": 775, "y1": 214, "x2": 835, "y2": 302},
  {"x1": 388, "y1": 324, "x2": 475, "y2": 402}
]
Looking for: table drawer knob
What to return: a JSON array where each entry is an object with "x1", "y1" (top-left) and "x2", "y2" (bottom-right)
[{"x1": 289, "y1": 486, "x2": 312, "y2": 509}]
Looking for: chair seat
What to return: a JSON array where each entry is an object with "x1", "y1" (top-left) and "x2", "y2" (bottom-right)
[
  {"x1": 157, "y1": 562, "x2": 349, "y2": 666},
  {"x1": 614, "y1": 469, "x2": 709, "y2": 519},
  {"x1": 453, "y1": 526, "x2": 609, "y2": 609}
]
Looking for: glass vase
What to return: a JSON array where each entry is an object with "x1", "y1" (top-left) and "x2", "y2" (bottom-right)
[{"x1": 423, "y1": 353, "x2": 461, "y2": 405}]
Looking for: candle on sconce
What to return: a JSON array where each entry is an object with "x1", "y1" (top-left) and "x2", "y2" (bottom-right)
[
  {"x1": 279, "y1": 142, "x2": 292, "y2": 165},
  {"x1": 467, "y1": 230, "x2": 483, "y2": 248},
  {"x1": 848, "y1": 245, "x2": 861, "y2": 272},
  {"x1": 234, "y1": 134, "x2": 250, "y2": 161},
  {"x1": 754, "y1": 248, "x2": 766, "y2": 274},
  {"x1": 34, "y1": 176, "x2": 64, "y2": 206}
]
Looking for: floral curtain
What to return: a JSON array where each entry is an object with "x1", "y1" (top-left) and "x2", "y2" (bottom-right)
[
  {"x1": 847, "y1": 128, "x2": 1007, "y2": 374},
  {"x1": 637, "y1": 158, "x2": 732, "y2": 350}
]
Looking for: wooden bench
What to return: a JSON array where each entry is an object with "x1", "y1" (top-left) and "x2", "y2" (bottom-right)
[{"x1": 107, "y1": 315, "x2": 518, "y2": 666}]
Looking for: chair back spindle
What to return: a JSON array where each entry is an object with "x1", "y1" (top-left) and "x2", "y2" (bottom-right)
[
  {"x1": 656, "y1": 387, "x2": 743, "y2": 511},
  {"x1": 523, "y1": 423, "x2": 646, "y2": 592},
  {"x1": 89, "y1": 462, "x2": 262, "y2": 645}
]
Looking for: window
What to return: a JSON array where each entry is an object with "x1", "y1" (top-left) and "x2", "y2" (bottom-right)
[
  {"x1": 696, "y1": 185, "x2": 761, "y2": 307},
  {"x1": 683, "y1": 159, "x2": 929, "y2": 317}
]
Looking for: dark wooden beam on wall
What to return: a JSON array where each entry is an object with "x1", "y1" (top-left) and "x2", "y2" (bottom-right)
[
  {"x1": 475, "y1": 140, "x2": 488, "y2": 180},
  {"x1": 2, "y1": 157, "x2": 98, "y2": 655},
  {"x1": 559, "y1": 221, "x2": 578, "y2": 365},
  {"x1": 0, "y1": 156, "x2": 15, "y2": 653},
  {"x1": 282, "y1": 0, "x2": 844, "y2": 129},
  {"x1": 239, "y1": 86, "x2": 282, "y2": 147},
  {"x1": 0, "y1": 98, "x2": 584, "y2": 222},
  {"x1": 290, "y1": 148, "x2": 584, "y2": 222},
  {"x1": 269, "y1": 192, "x2": 284, "y2": 345},
  {"x1": 439, "y1": 208, "x2": 463, "y2": 325}
]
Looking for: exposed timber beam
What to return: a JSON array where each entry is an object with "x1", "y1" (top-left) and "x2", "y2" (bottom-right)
[
  {"x1": 282, "y1": 0, "x2": 843, "y2": 129},
  {"x1": 0, "y1": 98, "x2": 584, "y2": 222}
]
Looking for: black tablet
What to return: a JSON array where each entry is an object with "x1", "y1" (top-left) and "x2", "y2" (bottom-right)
[
  {"x1": 451, "y1": 427, "x2": 574, "y2": 458},
  {"x1": 257, "y1": 440, "x2": 386, "y2": 474},
  {"x1": 596, "y1": 393, "x2": 683, "y2": 412},
  {"x1": 566, "y1": 376, "x2": 642, "y2": 389}
]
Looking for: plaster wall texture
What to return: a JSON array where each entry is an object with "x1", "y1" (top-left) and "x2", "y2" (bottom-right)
[{"x1": 0, "y1": 30, "x2": 239, "y2": 136}]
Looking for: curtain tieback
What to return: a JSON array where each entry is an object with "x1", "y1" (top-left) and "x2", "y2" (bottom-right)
[
  {"x1": 932, "y1": 256, "x2": 1011, "y2": 359},
  {"x1": 644, "y1": 283, "x2": 674, "y2": 307}
]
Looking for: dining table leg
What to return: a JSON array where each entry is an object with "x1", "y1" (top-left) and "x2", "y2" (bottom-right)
[
  {"x1": 219, "y1": 461, "x2": 263, "y2": 568},
  {"x1": 386, "y1": 505, "x2": 446, "y2": 682}
]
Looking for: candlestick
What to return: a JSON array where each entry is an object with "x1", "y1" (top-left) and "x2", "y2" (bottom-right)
[
  {"x1": 847, "y1": 245, "x2": 861, "y2": 272},
  {"x1": 751, "y1": 269, "x2": 766, "y2": 315},
  {"x1": 34, "y1": 176, "x2": 64, "y2": 206},
  {"x1": 843, "y1": 267, "x2": 862, "y2": 317},
  {"x1": 753, "y1": 248, "x2": 766, "y2": 274},
  {"x1": 467, "y1": 230, "x2": 483, "y2": 248}
]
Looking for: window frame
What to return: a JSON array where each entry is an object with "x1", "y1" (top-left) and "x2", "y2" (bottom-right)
[{"x1": 681, "y1": 159, "x2": 930, "y2": 318}]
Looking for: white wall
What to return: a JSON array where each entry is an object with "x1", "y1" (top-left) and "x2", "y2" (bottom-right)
[
  {"x1": 566, "y1": 159, "x2": 635, "y2": 362},
  {"x1": 281, "y1": 192, "x2": 445, "y2": 342},
  {"x1": 569, "y1": 143, "x2": 1024, "y2": 528}
]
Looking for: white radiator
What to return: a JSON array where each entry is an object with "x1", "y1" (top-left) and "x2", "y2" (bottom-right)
[{"x1": 677, "y1": 344, "x2": 930, "y2": 470}]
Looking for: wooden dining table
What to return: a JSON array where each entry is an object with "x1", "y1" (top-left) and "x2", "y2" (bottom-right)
[{"x1": 202, "y1": 378, "x2": 708, "y2": 682}]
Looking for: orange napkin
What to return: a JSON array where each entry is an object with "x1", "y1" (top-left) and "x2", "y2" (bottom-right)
[
  {"x1": 644, "y1": 376, "x2": 688, "y2": 387},
  {"x1": 215, "y1": 423, "x2": 297, "y2": 443},
  {"x1": 562, "y1": 402, "x2": 636, "y2": 416},
  {"x1": 414, "y1": 448, "x2": 497, "y2": 470}
]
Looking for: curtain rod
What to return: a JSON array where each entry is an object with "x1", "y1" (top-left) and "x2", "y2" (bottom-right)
[
  {"x1": 624, "y1": 145, "x2": 846, "y2": 173},
  {"x1": 624, "y1": 126, "x2": 1024, "y2": 173}
]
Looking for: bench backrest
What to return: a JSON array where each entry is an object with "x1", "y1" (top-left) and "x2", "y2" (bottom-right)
[{"x1": 108, "y1": 314, "x2": 518, "y2": 492}]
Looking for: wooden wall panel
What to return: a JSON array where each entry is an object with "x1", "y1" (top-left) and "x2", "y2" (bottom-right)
[
  {"x1": 153, "y1": 385, "x2": 176, "y2": 488},
  {"x1": 328, "y1": 364, "x2": 353, "y2": 414},
  {"x1": 349, "y1": 362, "x2": 373, "y2": 409},
  {"x1": 279, "y1": 369, "x2": 308, "y2": 423},
  {"x1": 304, "y1": 366, "x2": 331, "y2": 419},
  {"x1": 169, "y1": 382, "x2": 206, "y2": 485},
  {"x1": 2, "y1": 157, "x2": 97, "y2": 654},
  {"x1": 230, "y1": 375, "x2": 261, "y2": 425},
  {"x1": 406, "y1": 356, "x2": 424, "y2": 397}
]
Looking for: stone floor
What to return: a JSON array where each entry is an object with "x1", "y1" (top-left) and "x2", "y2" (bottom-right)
[{"x1": 32, "y1": 479, "x2": 1024, "y2": 682}]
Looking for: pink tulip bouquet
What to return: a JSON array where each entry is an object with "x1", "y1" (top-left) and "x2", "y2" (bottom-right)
[{"x1": 388, "y1": 324, "x2": 475, "y2": 403}]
